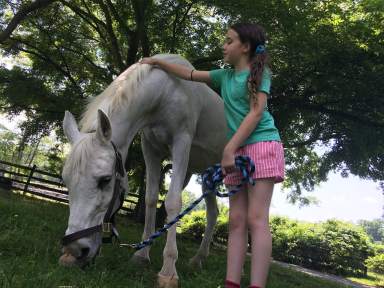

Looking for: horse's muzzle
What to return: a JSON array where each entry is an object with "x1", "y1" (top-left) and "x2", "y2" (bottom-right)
[{"x1": 59, "y1": 238, "x2": 99, "y2": 267}]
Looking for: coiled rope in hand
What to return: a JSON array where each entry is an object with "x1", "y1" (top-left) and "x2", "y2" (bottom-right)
[{"x1": 120, "y1": 155, "x2": 255, "y2": 250}]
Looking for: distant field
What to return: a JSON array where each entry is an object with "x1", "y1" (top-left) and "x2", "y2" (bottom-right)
[{"x1": 0, "y1": 190, "x2": 354, "y2": 288}]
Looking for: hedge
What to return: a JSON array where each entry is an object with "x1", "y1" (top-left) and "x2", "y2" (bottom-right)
[{"x1": 179, "y1": 212, "x2": 374, "y2": 276}]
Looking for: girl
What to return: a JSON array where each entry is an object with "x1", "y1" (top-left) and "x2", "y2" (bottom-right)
[{"x1": 140, "y1": 23, "x2": 284, "y2": 288}]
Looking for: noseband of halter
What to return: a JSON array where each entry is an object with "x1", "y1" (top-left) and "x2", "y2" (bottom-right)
[{"x1": 61, "y1": 141, "x2": 125, "y2": 247}]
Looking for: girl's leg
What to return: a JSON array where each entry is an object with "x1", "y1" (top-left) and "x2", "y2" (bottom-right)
[
  {"x1": 247, "y1": 179, "x2": 274, "y2": 288},
  {"x1": 226, "y1": 185, "x2": 248, "y2": 285}
]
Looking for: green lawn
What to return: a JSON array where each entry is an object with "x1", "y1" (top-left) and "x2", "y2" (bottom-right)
[
  {"x1": 347, "y1": 272, "x2": 383, "y2": 287},
  {"x1": 0, "y1": 190, "x2": 358, "y2": 288}
]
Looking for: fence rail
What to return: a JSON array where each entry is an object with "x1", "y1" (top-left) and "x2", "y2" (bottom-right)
[{"x1": 0, "y1": 159, "x2": 153, "y2": 215}]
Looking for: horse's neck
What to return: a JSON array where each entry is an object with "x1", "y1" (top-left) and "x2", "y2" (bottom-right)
[{"x1": 109, "y1": 85, "x2": 155, "y2": 160}]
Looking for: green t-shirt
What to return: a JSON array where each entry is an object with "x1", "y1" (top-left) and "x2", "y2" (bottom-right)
[{"x1": 209, "y1": 68, "x2": 281, "y2": 146}]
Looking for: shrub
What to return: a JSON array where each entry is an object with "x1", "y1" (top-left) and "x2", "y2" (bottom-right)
[
  {"x1": 372, "y1": 243, "x2": 384, "y2": 256},
  {"x1": 179, "y1": 209, "x2": 229, "y2": 245},
  {"x1": 365, "y1": 254, "x2": 384, "y2": 274},
  {"x1": 179, "y1": 210, "x2": 207, "y2": 241},
  {"x1": 270, "y1": 217, "x2": 373, "y2": 276},
  {"x1": 214, "y1": 211, "x2": 229, "y2": 245},
  {"x1": 180, "y1": 213, "x2": 374, "y2": 277},
  {"x1": 319, "y1": 220, "x2": 373, "y2": 276}
]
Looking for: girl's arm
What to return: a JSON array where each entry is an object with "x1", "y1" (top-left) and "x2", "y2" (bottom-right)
[
  {"x1": 140, "y1": 57, "x2": 211, "y2": 84},
  {"x1": 226, "y1": 92, "x2": 267, "y2": 151},
  {"x1": 221, "y1": 92, "x2": 267, "y2": 174}
]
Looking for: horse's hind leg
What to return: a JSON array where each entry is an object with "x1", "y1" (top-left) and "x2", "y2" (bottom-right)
[
  {"x1": 182, "y1": 172, "x2": 192, "y2": 192},
  {"x1": 131, "y1": 134, "x2": 162, "y2": 265},
  {"x1": 189, "y1": 186, "x2": 219, "y2": 269}
]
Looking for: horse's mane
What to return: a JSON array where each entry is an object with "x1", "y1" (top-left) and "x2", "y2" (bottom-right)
[
  {"x1": 79, "y1": 54, "x2": 193, "y2": 132},
  {"x1": 63, "y1": 134, "x2": 94, "y2": 184}
]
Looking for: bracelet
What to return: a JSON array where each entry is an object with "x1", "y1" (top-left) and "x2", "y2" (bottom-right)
[{"x1": 190, "y1": 69, "x2": 195, "y2": 81}]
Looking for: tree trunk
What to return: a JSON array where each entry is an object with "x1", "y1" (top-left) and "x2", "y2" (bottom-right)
[{"x1": 27, "y1": 137, "x2": 41, "y2": 167}]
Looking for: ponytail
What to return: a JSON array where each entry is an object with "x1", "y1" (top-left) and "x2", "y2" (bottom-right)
[{"x1": 248, "y1": 47, "x2": 269, "y2": 103}]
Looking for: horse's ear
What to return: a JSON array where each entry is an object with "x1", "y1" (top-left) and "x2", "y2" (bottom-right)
[
  {"x1": 96, "y1": 109, "x2": 112, "y2": 143},
  {"x1": 63, "y1": 111, "x2": 81, "y2": 144}
]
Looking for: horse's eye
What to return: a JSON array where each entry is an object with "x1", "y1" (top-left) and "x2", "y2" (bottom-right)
[{"x1": 98, "y1": 176, "x2": 112, "y2": 189}]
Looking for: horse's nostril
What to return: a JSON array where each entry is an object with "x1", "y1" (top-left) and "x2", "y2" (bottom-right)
[{"x1": 78, "y1": 247, "x2": 90, "y2": 260}]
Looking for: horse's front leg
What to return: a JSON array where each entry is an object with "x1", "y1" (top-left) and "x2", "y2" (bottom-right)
[
  {"x1": 131, "y1": 135, "x2": 162, "y2": 265},
  {"x1": 158, "y1": 133, "x2": 192, "y2": 288}
]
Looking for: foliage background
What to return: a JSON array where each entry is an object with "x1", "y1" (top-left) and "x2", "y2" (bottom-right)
[{"x1": 0, "y1": 0, "x2": 383, "y2": 204}]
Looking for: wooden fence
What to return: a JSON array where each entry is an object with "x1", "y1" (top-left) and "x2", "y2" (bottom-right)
[{"x1": 0, "y1": 159, "x2": 149, "y2": 216}]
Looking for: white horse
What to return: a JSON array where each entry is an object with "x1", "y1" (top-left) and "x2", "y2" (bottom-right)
[{"x1": 59, "y1": 54, "x2": 227, "y2": 287}]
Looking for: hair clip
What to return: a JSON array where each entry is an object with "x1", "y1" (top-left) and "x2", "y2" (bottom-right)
[{"x1": 255, "y1": 45, "x2": 265, "y2": 54}]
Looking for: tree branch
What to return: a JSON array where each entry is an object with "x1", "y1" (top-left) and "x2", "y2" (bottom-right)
[
  {"x1": 192, "y1": 55, "x2": 222, "y2": 66},
  {"x1": 60, "y1": 0, "x2": 106, "y2": 39},
  {"x1": 105, "y1": 0, "x2": 134, "y2": 39},
  {"x1": 0, "y1": 104, "x2": 65, "y2": 116},
  {"x1": 170, "y1": 2, "x2": 194, "y2": 53},
  {"x1": 9, "y1": 37, "x2": 84, "y2": 97},
  {"x1": 272, "y1": 90, "x2": 384, "y2": 129},
  {"x1": 298, "y1": 102, "x2": 384, "y2": 128},
  {"x1": 95, "y1": 0, "x2": 125, "y2": 71},
  {"x1": 57, "y1": 44, "x2": 112, "y2": 82},
  {"x1": 284, "y1": 131, "x2": 333, "y2": 149},
  {"x1": 0, "y1": 0, "x2": 58, "y2": 43}
]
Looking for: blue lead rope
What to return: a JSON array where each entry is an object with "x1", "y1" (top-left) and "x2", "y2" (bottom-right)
[{"x1": 120, "y1": 155, "x2": 255, "y2": 250}]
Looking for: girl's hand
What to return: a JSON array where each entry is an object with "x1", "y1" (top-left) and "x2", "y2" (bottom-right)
[
  {"x1": 140, "y1": 57, "x2": 157, "y2": 65},
  {"x1": 221, "y1": 148, "x2": 236, "y2": 176}
]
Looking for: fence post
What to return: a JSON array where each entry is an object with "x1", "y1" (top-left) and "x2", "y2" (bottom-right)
[{"x1": 23, "y1": 164, "x2": 37, "y2": 195}]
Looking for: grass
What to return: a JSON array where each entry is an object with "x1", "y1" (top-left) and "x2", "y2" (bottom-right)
[
  {"x1": 0, "y1": 190, "x2": 359, "y2": 288},
  {"x1": 347, "y1": 271, "x2": 384, "y2": 287}
]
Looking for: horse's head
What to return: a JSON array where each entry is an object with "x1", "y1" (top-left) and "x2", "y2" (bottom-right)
[{"x1": 59, "y1": 110, "x2": 127, "y2": 267}]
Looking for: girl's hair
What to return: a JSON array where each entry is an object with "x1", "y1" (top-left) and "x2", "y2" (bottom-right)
[{"x1": 230, "y1": 23, "x2": 270, "y2": 101}]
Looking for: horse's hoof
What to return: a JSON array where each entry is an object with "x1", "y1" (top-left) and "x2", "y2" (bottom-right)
[
  {"x1": 130, "y1": 254, "x2": 150, "y2": 267},
  {"x1": 188, "y1": 256, "x2": 203, "y2": 270},
  {"x1": 157, "y1": 273, "x2": 179, "y2": 288}
]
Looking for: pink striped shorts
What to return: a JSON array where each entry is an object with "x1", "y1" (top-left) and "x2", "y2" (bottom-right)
[{"x1": 224, "y1": 141, "x2": 285, "y2": 185}]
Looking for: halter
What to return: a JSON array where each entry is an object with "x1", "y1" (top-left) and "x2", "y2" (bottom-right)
[{"x1": 61, "y1": 141, "x2": 125, "y2": 246}]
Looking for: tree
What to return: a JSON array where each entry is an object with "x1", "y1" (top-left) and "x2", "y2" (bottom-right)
[
  {"x1": 0, "y1": 125, "x2": 18, "y2": 163},
  {"x1": 182, "y1": 189, "x2": 206, "y2": 211},
  {"x1": 0, "y1": 0, "x2": 57, "y2": 43},
  {"x1": 358, "y1": 219, "x2": 384, "y2": 243},
  {"x1": 0, "y1": 0, "x2": 383, "y2": 205}
]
